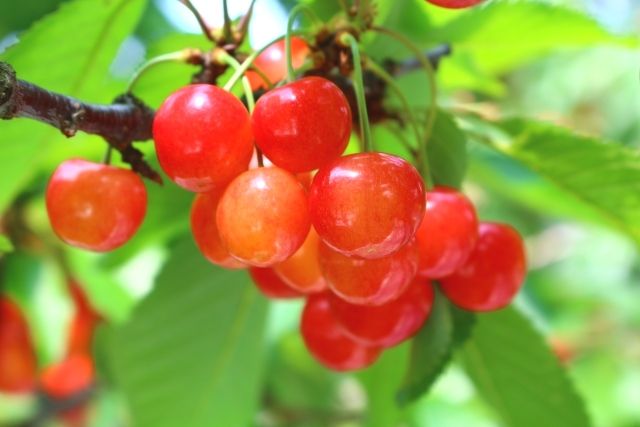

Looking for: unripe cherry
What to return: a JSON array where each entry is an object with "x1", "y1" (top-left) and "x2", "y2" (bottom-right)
[
  {"x1": 273, "y1": 228, "x2": 326, "y2": 294},
  {"x1": 440, "y1": 222, "x2": 527, "y2": 311},
  {"x1": 252, "y1": 76, "x2": 351, "y2": 173},
  {"x1": 46, "y1": 159, "x2": 147, "y2": 252},
  {"x1": 217, "y1": 167, "x2": 310, "y2": 267},
  {"x1": 246, "y1": 37, "x2": 309, "y2": 90},
  {"x1": 301, "y1": 294, "x2": 381, "y2": 371},
  {"x1": 309, "y1": 152, "x2": 425, "y2": 259},
  {"x1": 329, "y1": 279, "x2": 434, "y2": 348},
  {"x1": 153, "y1": 84, "x2": 253, "y2": 192},
  {"x1": 416, "y1": 187, "x2": 478, "y2": 279},
  {"x1": 249, "y1": 268, "x2": 302, "y2": 299},
  {"x1": 191, "y1": 192, "x2": 246, "y2": 269},
  {"x1": 319, "y1": 239, "x2": 419, "y2": 306}
]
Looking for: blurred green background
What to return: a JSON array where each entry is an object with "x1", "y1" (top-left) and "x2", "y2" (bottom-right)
[{"x1": 0, "y1": 0, "x2": 639, "y2": 426}]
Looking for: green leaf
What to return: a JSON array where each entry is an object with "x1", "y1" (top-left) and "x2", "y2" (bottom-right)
[
  {"x1": 432, "y1": 0, "x2": 637, "y2": 76},
  {"x1": 0, "y1": 0, "x2": 146, "y2": 214},
  {"x1": 0, "y1": 235, "x2": 13, "y2": 253},
  {"x1": 396, "y1": 290, "x2": 475, "y2": 405},
  {"x1": 460, "y1": 307, "x2": 592, "y2": 427},
  {"x1": 492, "y1": 118, "x2": 640, "y2": 244},
  {"x1": 427, "y1": 111, "x2": 467, "y2": 188},
  {"x1": 106, "y1": 238, "x2": 269, "y2": 427}
]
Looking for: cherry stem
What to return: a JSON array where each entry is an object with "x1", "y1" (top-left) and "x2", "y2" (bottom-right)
[
  {"x1": 339, "y1": 33, "x2": 372, "y2": 153},
  {"x1": 256, "y1": 147, "x2": 265, "y2": 168},
  {"x1": 216, "y1": 50, "x2": 255, "y2": 113},
  {"x1": 371, "y1": 26, "x2": 438, "y2": 181},
  {"x1": 103, "y1": 145, "x2": 113, "y2": 165},
  {"x1": 222, "y1": 0, "x2": 233, "y2": 43},
  {"x1": 285, "y1": 4, "x2": 321, "y2": 83},
  {"x1": 180, "y1": 0, "x2": 214, "y2": 42},
  {"x1": 127, "y1": 49, "x2": 202, "y2": 94}
]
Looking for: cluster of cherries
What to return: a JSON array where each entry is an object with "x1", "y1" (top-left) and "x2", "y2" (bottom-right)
[{"x1": 0, "y1": 282, "x2": 99, "y2": 424}]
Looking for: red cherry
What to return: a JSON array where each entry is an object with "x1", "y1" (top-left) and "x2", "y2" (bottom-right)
[
  {"x1": 426, "y1": 0, "x2": 484, "y2": 8},
  {"x1": 40, "y1": 355, "x2": 94, "y2": 399},
  {"x1": 46, "y1": 159, "x2": 147, "y2": 252},
  {"x1": 153, "y1": 84, "x2": 253, "y2": 192},
  {"x1": 217, "y1": 167, "x2": 310, "y2": 267},
  {"x1": 0, "y1": 298, "x2": 37, "y2": 393},
  {"x1": 301, "y1": 294, "x2": 382, "y2": 371},
  {"x1": 246, "y1": 37, "x2": 309, "y2": 90},
  {"x1": 67, "y1": 281, "x2": 101, "y2": 356},
  {"x1": 416, "y1": 186, "x2": 478, "y2": 279},
  {"x1": 319, "y1": 239, "x2": 419, "y2": 306},
  {"x1": 249, "y1": 268, "x2": 302, "y2": 299},
  {"x1": 309, "y1": 152, "x2": 425, "y2": 259},
  {"x1": 191, "y1": 192, "x2": 246, "y2": 269},
  {"x1": 329, "y1": 279, "x2": 434, "y2": 348},
  {"x1": 252, "y1": 76, "x2": 351, "y2": 173},
  {"x1": 440, "y1": 222, "x2": 527, "y2": 312},
  {"x1": 273, "y1": 228, "x2": 326, "y2": 294}
]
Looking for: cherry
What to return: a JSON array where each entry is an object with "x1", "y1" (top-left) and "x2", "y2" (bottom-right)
[
  {"x1": 301, "y1": 293, "x2": 381, "y2": 371},
  {"x1": 252, "y1": 76, "x2": 351, "y2": 173},
  {"x1": 0, "y1": 298, "x2": 37, "y2": 393},
  {"x1": 217, "y1": 167, "x2": 310, "y2": 267},
  {"x1": 319, "y1": 239, "x2": 419, "y2": 306},
  {"x1": 273, "y1": 228, "x2": 326, "y2": 294},
  {"x1": 415, "y1": 186, "x2": 478, "y2": 279},
  {"x1": 67, "y1": 281, "x2": 101, "y2": 356},
  {"x1": 309, "y1": 152, "x2": 425, "y2": 259},
  {"x1": 153, "y1": 84, "x2": 253, "y2": 192},
  {"x1": 46, "y1": 159, "x2": 147, "y2": 252},
  {"x1": 329, "y1": 279, "x2": 434, "y2": 348},
  {"x1": 249, "y1": 267, "x2": 302, "y2": 299},
  {"x1": 440, "y1": 222, "x2": 527, "y2": 312},
  {"x1": 191, "y1": 192, "x2": 246, "y2": 269},
  {"x1": 426, "y1": 0, "x2": 485, "y2": 8},
  {"x1": 40, "y1": 354, "x2": 94, "y2": 399},
  {"x1": 246, "y1": 37, "x2": 309, "y2": 90}
]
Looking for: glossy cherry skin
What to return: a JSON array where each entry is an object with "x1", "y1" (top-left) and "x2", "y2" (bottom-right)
[
  {"x1": 191, "y1": 192, "x2": 246, "y2": 269},
  {"x1": 252, "y1": 76, "x2": 351, "y2": 173},
  {"x1": 440, "y1": 222, "x2": 527, "y2": 312},
  {"x1": 329, "y1": 279, "x2": 434, "y2": 348},
  {"x1": 426, "y1": 0, "x2": 484, "y2": 8},
  {"x1": 46, "y1": 159, "x2": 147, "y2": 252},
  {"x1": 67, "y1": 281, "x2": 101, "y2": 356},
  {"x1": 40, "y1": 355, "x2": 94, "y2": 399},
  {"x1": 301, "y1": 294, "x2": 382, "y2": 371},
  {"x1": 217, "y1": 167, "x2": 310, "y2": 267},
  {"x1": 246, "y1": 37, "x2": 309, "y2": 90},
  {"x1": 416, "y1": 186, "x2": 478, "y2": 279},
  {"x1": 273, "y1": 228, "x2": 326, "y2": 294},
  {"x1": 0, "y1": 298, "x2": 37, "y2": 393},
  {"x1": 153, "y1": 84, "x2": 253, "y2": 192},
  {"x1": 309, "y1": 152, "x2": 425, "y2": 259},
  {"x1": 249, "y1": 268, "x2": 302, "y2": 299},
  {"x1": 319, "y1": 239, "x2": 419, "y2": 306}
]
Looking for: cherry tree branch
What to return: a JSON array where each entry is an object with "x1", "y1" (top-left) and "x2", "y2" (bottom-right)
[{"x1": 0, "y1": 62, "x2": 161, "y2": 184}]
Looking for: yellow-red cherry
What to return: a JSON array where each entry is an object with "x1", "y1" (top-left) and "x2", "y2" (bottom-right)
[
  {"x1": 309, "y1": 152, "x2": 425, "y2": 259},
  {"x1": 191, "y1": 192, "x2": 246, "y2": 269},
  {"x1": 0, "y1": 298, "x2": 37, "y2": 394},
  {"x1": 329, "y1": 279, "x2": 434, "y2": 348},
  {"x1": 252, "y1": 76, "x2": 352, "y2": 173},
  {"x1": 40, "y1": 354, "x2": 94, "y2": 399},
  {"x1": 426, "y1": 0, "x2": 484, "y2": 8},
  {"x1": 301, "y1": 293, "x2": 382, "y2": 371},
  {"x1": 46, "y1": 159, "x2": 147, "y2": 252},
  {"x1": 319, "y1": 239, "x2": 419, "y2": 306},
  {"x1": 273, "y1": 228, "x2": 326, "y2": 294},
  {"x1": 249, "y1": 268, "x2": 302, "y2": 299},
  {"x1": 246, "y1": 37, "x2": 309, "y2": 90},
  {"x1": 440, "y1": 222, "x2": 527, "y2": 312},
  {"x1": 416, "y1": 186, "x2": 478, "y2": 279},
  {"x1": 153, "y1": 84, "x2": 253, "y2": 192},
  {"x1": 217, "y1": 167, "x2": 310, "y2": 267}
]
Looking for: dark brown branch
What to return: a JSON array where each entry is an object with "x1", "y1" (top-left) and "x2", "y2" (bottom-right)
[
  {"x1": 394, "y1": 44, "x2": 452, "y2": 75},
  {"x1": 0, "y1": 62, "x2": 161, "y2": 184}
]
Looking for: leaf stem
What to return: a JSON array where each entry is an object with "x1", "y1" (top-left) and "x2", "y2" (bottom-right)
[
  {"x1": 285, "y1": 4, "x2": 321, "y2": 83},
  {"x1": 339, "y1": 33, "x2": 372, "y2": 153}
]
